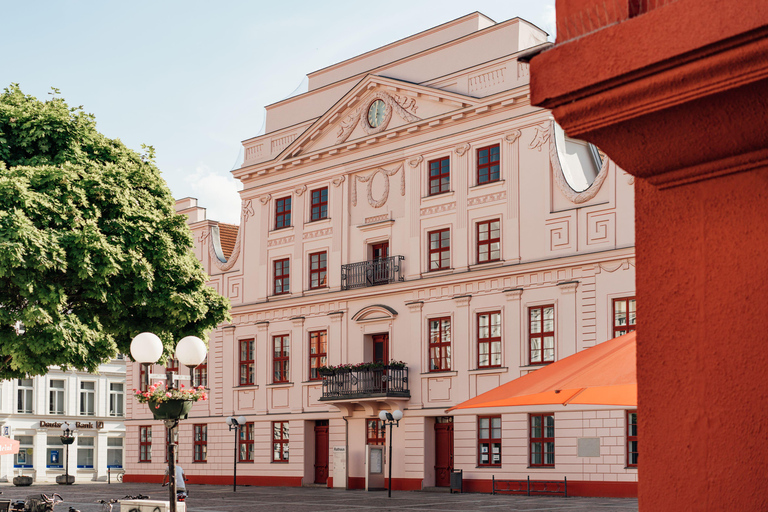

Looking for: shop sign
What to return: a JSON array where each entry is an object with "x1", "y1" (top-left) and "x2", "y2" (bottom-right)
[{"x1": 40, "y1": 421, "x2": 104, "y2": 429}]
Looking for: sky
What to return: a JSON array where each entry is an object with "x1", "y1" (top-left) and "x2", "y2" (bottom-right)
[{"x1": 1, "y1": 1, "x2": 555, "y2": 224}]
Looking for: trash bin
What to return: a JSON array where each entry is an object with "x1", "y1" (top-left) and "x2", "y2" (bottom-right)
[{"x1": 450, "y1": 469, "x2": 463, "y2": 494}]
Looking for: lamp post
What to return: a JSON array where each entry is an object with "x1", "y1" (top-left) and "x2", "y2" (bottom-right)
[
  {"x1": 131, "y1": 333, "x2": 207, "y2": 512},
  {"x1": 226, "y1": 416, "x2": 247, "y2": 492},
  {"x1": 378, "y1": 409, "x2": 403, "y2": 498},
  {"x1": 58, "y1": 422, "x2": 75, "y2": 485}
]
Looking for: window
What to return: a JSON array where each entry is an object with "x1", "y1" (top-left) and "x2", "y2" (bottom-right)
[
  {"x1": 49, "y1": 379, "x2": 65, "y2": 415},
  {"x1": 530, "y1": 413, "x2": 555, "y2": 467},
  {"x1": 477, "y1": 219, "x2": 501, "y2": 263},
  {"x1": 428, "y1": 229, "x2": 450, "y2": 271},
  {"x1": 478, "y1": 311, "x2": 502, "y2": 368},
  {"x1": 273, "y1": 335, "x2": 290, "y2": 383},
  {"x1": 194, "y1": 424, "x2": 207, "y2": 463},
  {"x1": 627, "y1": 410, "x2": 638, "y2": 468},
  {"x1": 14, "y1": 436, "x2": 33, "y2": 468},
  {"x1": 310, "y1": 187, "x2": 328, "y2": 221},
  {"x1": 477, "y1": 144, "x2": 500, "y2": 184},
  {"x1": 165, "y1": 358, "x2": 179, "y2": 373},
  {"x1": 46, "y1": 436, "x2": 64, "y2": 468},
  {"x1": 139, "y1": 364, "x2": 151, "y2": 391},
  {"x1": 274, "y1": 258, "x2": 290, "y2": 295},
  {"x1": 428, "y1": 317, "x2": 451, "y2": 372},
  {"x1": 17, "y1": 379, "x2": 33, "y2": 414},
  {"x1": 139, "y1": 426, "x2": 152, "y2": 462},
  {"x1": 192, "y1": 357, "x2": 208, "y2": 388},
  {"x1": 309, "y1": 252, "x2": 327, "y2": 289},
  {"x1": 107, "y1": 438, "x2": 123, "y2": 469},
  {"x1": 275, "y1": 196, "x2": 291, "y2": 229},
  {"x1": 272, "y1": 421, "x2": 289, "y2": 462},
  {"x1": 428, "y1": 157, "x2": 450, "y2": 195},
  {"x1": 109, "y1": 382, "x2": 124, "y2": 417},
  {"x1": 529, "y1": 305, "x2": 555, "y2": 364},
  {"x1": 79, "y1": 381, "x2": 95, "y2": 416},
  {"x1": 239, "y1": 339, "x2": 255, "y2": 386},
  {"x1": 613, "y1": 297, "x2": 637, "y2": 337},
  {"x1": 478, "y1": 416, "x2": 501, "y2": 466},
  {"x1": 239, "y1": 422, "x2": 254, "y2": 462},
  {"x1": 77, "y1": 437, "x2": 94, "y2": 469},
  {"x1": 308, "y1": 330, "x2": 327, "y2": 381},
  {"x1": 366, "y1": 419, "x2": 386, "y2": 445}
]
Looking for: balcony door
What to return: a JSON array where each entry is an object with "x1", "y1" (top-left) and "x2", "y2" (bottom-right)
[
  {"x1": 369, "y1": 242, "x2": 389, "y2": 286},
  {"x1": 372, "y1": 333, "x2": 389, "y2": 364}
]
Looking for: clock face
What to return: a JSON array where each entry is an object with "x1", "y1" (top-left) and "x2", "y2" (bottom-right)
[{"x1": 367, "y1": 99, "x2": 387, "y2": 128}]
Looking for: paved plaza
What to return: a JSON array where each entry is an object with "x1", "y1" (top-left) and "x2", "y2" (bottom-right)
[{"x1": 0, "y1": 482, "x2": 638, "y2": 512}]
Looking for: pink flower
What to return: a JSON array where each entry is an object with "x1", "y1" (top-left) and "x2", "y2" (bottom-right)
[
  {"x1": 155, "y1": 405, "x2": 160, "y2": 409},
  {"x1": 180, "y1": 384, "x2": 184, "y2": 388},
  {"x1": 165, "y1": 392, "x2": 171, "y2": 398}
]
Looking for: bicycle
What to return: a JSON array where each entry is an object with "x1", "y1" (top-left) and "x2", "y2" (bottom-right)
[{"x1": 9, "y1": 493, "x2": 64, "y2": 512}]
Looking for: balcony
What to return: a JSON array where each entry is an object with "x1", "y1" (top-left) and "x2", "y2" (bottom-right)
[
  {"x1": 319, "y1": 365, "x2": 409, "y2": 401},
  {"x1": 340, "y1": 256, "x2": 404, "y2": 290}
]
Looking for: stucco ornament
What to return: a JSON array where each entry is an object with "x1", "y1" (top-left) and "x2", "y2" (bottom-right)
[
  {"x1": 332, "y1": 175, "x2": 346, "y2": 187},
  {"x1": 242, "y1": 199, "x2": 255, "y2": 222},
  {"x1": 336, "y1": 91, "x2": 420, "y2": 144},
  {"x1": 352, "y1": 164, "x2": 406, "y2": 208},
  {"x1": 548, "y1": 120, "x2": 610, "y2": 204},
  {"x1": 259, "y1": 194, "x2": 272, "y2": 205},
  {"x1": 455, "y1": 143, "x2": 471, "y2": 156}
]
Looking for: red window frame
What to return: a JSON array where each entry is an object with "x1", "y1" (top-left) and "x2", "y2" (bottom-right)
[
  {"x1": 530, "y1": 413, "x2": 555, "y2": 467},
  {"x1": 613, "y1": 297, "x2": 637, "y2": 337},
  {"x1": 428, "y1": 317, "x2": 452, "y2": 372},
  {"x1": 139, "y1": 426, "x2": 151, "y2": 463},
  {"x1": 310, "y1": 187, "x2": 328, "y2": 221},
  {"x1": 193, "y1": 424, "x2": 207, "y2": 463},
  {"x1": 529, "y1": 305, "x2": 555, "y2": 364},
  {"x1": 428, "y1": 229, "x2": 450, "y2": 271},
  {"x1": 275, "y1": 196, "x2": 291, "y2": 229},
  {"x1": 308, "y1": 252, "x2": 327, "y2": 290},
  {"x1": 428, "y1": 157, "x2": 450, "y2": 196},
  {"x1": 273, "y1": 258, "x2": 290, "y2": 295},
  {"x1": 366, "y1": 419, "x2": 386, "y2": 445},
  {"x1": 476, "y1": 144, "x2": 500, "y2": 184},
  {"x1": 477, "y1": 311, "x2": 502, "y2": 368},
  {"x1": 476, "y1": 219, "x2": 501, "y2": 263},
  {"x1": 478, "y1": 416, "x2": 501, "y2": 466},
  {"x1": 273, "y1": 335, "x2": 290, "y2": 383},
  {"x1": 239, "y1": 422, "x2": 254, "y2": 462},
  {"x1": 308, "y1": 330, "x2": 327, "y2": 381},
  {"x1": 272, "y1": 421, "x2": 289, "y2": 462},
  {"x1": 627, "y1": 410, "x2": 638, "y2": 468},
  {"x1": 192, "y1": 357, "x2": 207, "y2": 388},
  {"x1": 165, "y1": 358, "x2": 179, "y2": 373},
  {"x1": 239, "y1": 339, "x2": 254, "y2": 386}
]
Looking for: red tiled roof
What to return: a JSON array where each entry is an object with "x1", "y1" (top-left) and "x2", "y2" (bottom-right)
[{"x1": 217, "y1": 223, "x2": 239, "y2": 260}]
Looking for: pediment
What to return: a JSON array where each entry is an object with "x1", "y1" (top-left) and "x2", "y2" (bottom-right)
[{"x1": 280, "y1": 75, "x2": 477, "y2": 160}]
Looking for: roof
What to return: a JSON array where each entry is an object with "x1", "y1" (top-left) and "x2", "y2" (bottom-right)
[{"x1": 217, "y1": 223, "x2": 239, "y2": 260}]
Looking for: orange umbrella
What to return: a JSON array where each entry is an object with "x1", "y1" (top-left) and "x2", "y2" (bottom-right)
[
  {"x1": 0, "y1": 436, "x2": 20, "y2": 455},
  {"x1": 448, "y1": 331, "x2": 636, "y2": 411}
]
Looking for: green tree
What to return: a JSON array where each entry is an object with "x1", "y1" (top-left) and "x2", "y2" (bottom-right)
[{"x1": 0, "y1": 84, "x2": 230, "y2": 379}]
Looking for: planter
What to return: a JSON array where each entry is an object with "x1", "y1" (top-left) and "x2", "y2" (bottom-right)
[
  {"x1": 61, "y1": 436, "x2": 75, "y2": 445},
  {"x1": 13, "y1": 475, "x2": 33, "y2": 486},
  {"x1": 148, "y1": 399, "x2": 194, "y2": 420},
  {"x1": 318, "y1": 369, "x2": 335, "y2": 377},
  {"x1": 56, "y1": 474, "x2": 75, "y2": 485}
]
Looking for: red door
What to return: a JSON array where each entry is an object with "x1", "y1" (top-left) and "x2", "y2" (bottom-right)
[
  {"x1": 314, "y1": 421, "x2": 329, "y2": 484},
  {"x1": 370, "y1": 242, "x2": 390, "y2": 285},
  {"x1": 434, "y1": 420, "x2": 454, "y2": 487},
  {"x1": 372, "y1": 334, "x2": 389, "y2": 363}
]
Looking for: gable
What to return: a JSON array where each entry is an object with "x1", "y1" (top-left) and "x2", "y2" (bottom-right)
[{"x1": 280, "y1": 76, "x2": 477, "y2": 159}]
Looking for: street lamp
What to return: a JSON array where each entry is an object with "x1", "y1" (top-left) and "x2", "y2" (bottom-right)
[
  {"x1": 131, "y1": 332, "x2": 207, "y2": 512},
  {"x1": 379, "y1": 409, "x2": 403, "y2": 498},
  {"x1": 58, "y1": 422, "x2": 75, "y2": 485},
  {"x1": 226, "y1": 416, "x2": 247, "y2": 492}
]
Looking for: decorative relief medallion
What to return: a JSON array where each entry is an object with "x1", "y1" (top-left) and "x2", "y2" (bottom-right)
[
  {"x1": 267, "y1": 235, "x2": 295, "y2": 247},
  {"x1": 336, "y1": 91, "x2": 420, "y2": 144},
  {"x1": 294, "y1": 184, "x2": 307, "y2": 196},
  {"x1": 407, "y1": 155, "x2": 423, "y2": 168},
  {"x1": 259, "y1": 194, "x2": 272, "y2": 205},
  {"x1": 454, "y1": 143, "x2": 471, "y2": 156},
  {"x1": 242, "y1": 200, "x2": 255, "y2": 222},
  {"x1": 351, "y1": 164, "x2": 405, "y2": 208},
  {"x1": 331, "y1": 175, "x2": 346, "y2": 187}
]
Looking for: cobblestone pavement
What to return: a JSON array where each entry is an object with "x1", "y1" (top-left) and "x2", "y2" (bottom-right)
[{"x1": 0, "y1": 483, "x2": 638, "y2": 512}]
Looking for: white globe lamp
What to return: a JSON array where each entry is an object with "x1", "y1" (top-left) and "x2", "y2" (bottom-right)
[
  {"x1": 130, "y1": 332, "x2": 163, "y2": 364},
  {"x1": 175, "y1": 336, "x2": 207, "y2": 369}
]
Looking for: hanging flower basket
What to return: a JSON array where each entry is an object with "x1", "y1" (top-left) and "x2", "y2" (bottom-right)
[{"x1": 148, "y1": 398, "x2": 195, "y2": 420}]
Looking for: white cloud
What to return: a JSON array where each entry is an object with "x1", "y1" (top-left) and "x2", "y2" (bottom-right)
[{"x1": 183, "y1": 163, "x2": 243, "y2": 225}]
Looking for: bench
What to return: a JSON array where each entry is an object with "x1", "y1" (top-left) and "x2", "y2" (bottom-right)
[{"x1": 492, "y1": 475, "x2": 567, "y2": 497}]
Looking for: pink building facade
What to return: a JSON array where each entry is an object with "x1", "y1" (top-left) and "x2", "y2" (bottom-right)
[{"x1": 125, "y1": 13, "x2": 637, "y2": 496}]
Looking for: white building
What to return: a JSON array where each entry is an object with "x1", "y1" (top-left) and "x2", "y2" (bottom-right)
[{"x1": 0, "y1": 357, "x2": 126, "y2": 483}]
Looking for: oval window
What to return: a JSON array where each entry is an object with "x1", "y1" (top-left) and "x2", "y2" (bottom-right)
[{"x1": 553, "y1": 123, "x2": 603, "y2": 193}]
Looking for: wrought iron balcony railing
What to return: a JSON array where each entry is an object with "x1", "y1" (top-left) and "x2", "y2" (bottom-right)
[
  {"x1": 319, "y1": 365, "x2": 409, "y2": 401},
  {"x1": 340, "y1": 256, "x2": 404, "y2": 290}
]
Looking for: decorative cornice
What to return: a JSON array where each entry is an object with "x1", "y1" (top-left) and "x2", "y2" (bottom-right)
[
  {"x1": 303, "y1": 227, "x2": 333, "y2": 240},
  {"x1": 405, "y1": 300, "x2": 424, "y2": 312},
  {"x1": 256, "y1": 321, "x2": 269, "y2": 332},
  {"x1": 503, "y1": 288, "x2": 524, "y2": 301},
  {"x1": 267, "y1": 235, "x2": 294, "y2": 247},
  {"x1": 467, "y1": 191, "x2": 506, "y2": 207},
  {"x1": 452, "y1": 294, "x2": 472, "y2": 307},
  {"x1": 420, "y1": 202, "x2": 456, "y2": 216},
  {"x1": 557, "y1": 280, "x2": 579, "y2": 294},
  {"x1": 290, "y1": 316, "x2": 305, "y2": 327}
]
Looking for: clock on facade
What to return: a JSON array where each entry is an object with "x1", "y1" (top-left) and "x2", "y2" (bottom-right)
[{"x1": 367, "y1": 99, "x2": 387, "y2": 128}]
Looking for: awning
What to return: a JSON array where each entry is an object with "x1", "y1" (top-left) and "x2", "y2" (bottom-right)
[
  {"x1": 0, "y1": 436, "x2": 20, "y2": 455},
  {"x1": 448, "y1": 331, "x2": 636, "y2": 411}
]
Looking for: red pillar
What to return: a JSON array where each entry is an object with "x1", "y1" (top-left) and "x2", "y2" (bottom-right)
[{"x1": 530, "y1": 1, "x2": 768, "y2": 510}]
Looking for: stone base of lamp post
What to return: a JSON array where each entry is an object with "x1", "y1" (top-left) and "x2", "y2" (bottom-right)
[
  {"x1": 13, "y1": 476, "x2": 33, "y2": 486},
  {"x1": 56, "y1": 474, "x2": 75, "y2": 485}
]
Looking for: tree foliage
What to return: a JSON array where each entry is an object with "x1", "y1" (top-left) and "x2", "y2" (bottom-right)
[{"x1": 0, "y1": 84, "x2": 230, "y2": 379}]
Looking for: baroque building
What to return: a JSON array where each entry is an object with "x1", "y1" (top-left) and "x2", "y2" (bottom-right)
[{"x1": 125, "y1": 13, "x2": 637, "y2": 496}]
